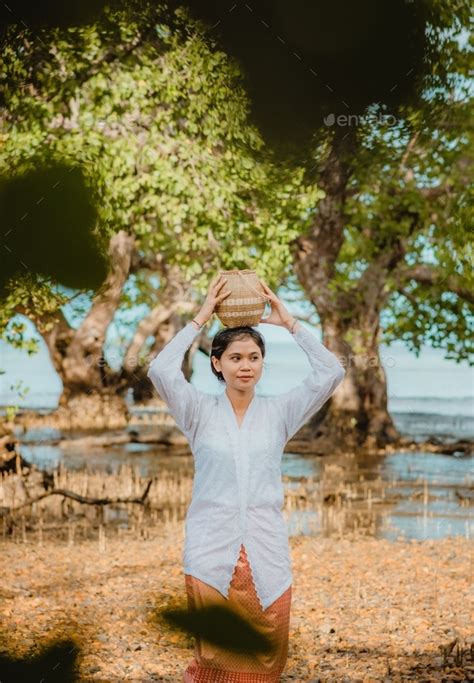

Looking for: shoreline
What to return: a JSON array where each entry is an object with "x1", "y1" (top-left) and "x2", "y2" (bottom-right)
[
  {"x1": 2, "y1": 394, "x2": 472, "y2": 456},
  {"x1": 6, "y1": 412, "x2": 474, "y2": 459},
  {"x1": 1, "y1": 528, "x2": 472, "y2": 681}
]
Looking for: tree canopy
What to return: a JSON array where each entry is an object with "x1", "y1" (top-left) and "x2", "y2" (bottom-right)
[
  {"x1": 0, "y1": 0, "x2": 320, "y2": 353},
  {"x1": 0, "y1": 0, "x2": 471, "y2": 423}
]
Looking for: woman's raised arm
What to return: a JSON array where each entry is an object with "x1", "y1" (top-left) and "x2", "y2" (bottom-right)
[
  {"x1": 272, "y1": 323, "x2": 345, "y2": 443},
  {"x1": 147, "y1": 274, "x2": 232, "y2": 437},
  {"x1": 258, "y1": 280, "x2": 345, "y2": 442},
  {"x1": 147, "y1": 322, "x2": 205, "y2": 437}
]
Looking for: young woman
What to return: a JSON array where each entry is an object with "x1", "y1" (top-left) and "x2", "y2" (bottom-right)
[{"x1": 147, "y1": 274, "x2": 346, "y2": 682}]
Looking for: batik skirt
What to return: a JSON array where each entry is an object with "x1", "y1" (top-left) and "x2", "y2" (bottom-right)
[{"x1": 183, "y1": 544, "x2": 292, "y2": 682}]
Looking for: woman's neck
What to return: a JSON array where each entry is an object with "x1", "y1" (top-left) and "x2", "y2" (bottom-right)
[{"x1": 225, "y1": 386, "x2": 255, "y2": 412}]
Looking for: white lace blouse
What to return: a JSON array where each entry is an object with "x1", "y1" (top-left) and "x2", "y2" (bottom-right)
[{"x1": 147, "y1": 321, "x2": 345, "y2": 610}]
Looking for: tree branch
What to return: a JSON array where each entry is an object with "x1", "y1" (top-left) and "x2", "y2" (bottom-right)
[
  {"x1": 129, "y1": 250, "x2": 166, "y2": 274},
  {"x1": 0, "y1": 480, "x2": 153, "y2": 516},
  {"x1": 400, "y1": 130, "x2": 420, "y2": 173},
  {"x1": 123, "y1": 299, "x2": 194, "y2": 372},
  {"x1": 123, "y1": 261, "x2": 197, "y2": 371},
  {"x1": 395, "y1": 264, "x2": 474, "y2": 303}
]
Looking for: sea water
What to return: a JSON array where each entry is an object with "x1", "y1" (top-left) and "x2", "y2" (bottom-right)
[{"x1": 1, "y1": 325, "x2": 473, "y2": 441}]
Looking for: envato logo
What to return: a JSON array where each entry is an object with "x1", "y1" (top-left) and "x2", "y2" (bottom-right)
[
  {"x1": 83, "y1": 351, "x2": 397, "y2": 372},
  {"x1": 323, "y1": 112, "x2": 398, "y2": 127},
  {"x1": 339, "y1": 353, "x2": 397, "y2": 369}
]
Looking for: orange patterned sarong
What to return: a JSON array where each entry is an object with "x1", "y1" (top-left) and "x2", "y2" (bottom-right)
[{"x1": 183, "y1": 544, "x2": 292, "y2": 682}]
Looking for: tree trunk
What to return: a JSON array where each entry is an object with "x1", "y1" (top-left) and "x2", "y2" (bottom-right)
[
  {"x1": 291, "y1": 133, "x2": 401, "y2": 450},
  {"x1": 304, "y1": 316, "x2": 399, "y2": 451},
  {"x1": 120, "y1": 262, "x2": 202, "y2": 401},
  {"x1": 125, "y1": 309, "x2": 210, "y2": 402},
  {"x1": 43, "y1": 230, "x2": 135, "y2": 407},
  {"x1": 128, "y1": 312, "x2": 182, "y2": 402}
]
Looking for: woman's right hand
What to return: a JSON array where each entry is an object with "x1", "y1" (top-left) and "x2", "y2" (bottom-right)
[{"x1": 194, "y1": 274, "x2": 231, "y2": 325}]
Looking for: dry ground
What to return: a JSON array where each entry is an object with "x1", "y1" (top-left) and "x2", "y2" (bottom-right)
[{"x1": 0, "y1": 525, "x2": 472, "y2": 682}]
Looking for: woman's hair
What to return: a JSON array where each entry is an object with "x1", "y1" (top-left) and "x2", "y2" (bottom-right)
[{"x1": 210, "y1": 326, "x2": 266, "y2": 383}]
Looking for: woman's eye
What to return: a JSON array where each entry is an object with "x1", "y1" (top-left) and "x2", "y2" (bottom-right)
[{"x1": 231, "y1": 357, "x2": 259, "y2": 361}]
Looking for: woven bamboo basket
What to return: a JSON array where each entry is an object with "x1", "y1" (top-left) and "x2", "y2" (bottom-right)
[{"x1": 215, "y1": 269, "x2": 267, "y2": 327}]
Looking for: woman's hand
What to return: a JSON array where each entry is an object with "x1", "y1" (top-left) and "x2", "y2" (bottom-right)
[
  {"x1": 258, "y1": 282, "x2": 295, "y2": 328},
  {"x1": 194, "y1": 274, "x2": 231, "y2": 326}
]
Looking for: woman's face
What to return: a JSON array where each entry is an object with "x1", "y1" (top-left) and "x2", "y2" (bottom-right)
[{"x1": 212, "y1": 337, "x2": 264, "y2": 391}]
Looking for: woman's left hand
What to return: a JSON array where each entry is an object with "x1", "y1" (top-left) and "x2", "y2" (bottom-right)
[{"x1": 258, "y1": 282, "x2": 294, "y2": 328}]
